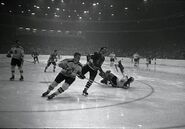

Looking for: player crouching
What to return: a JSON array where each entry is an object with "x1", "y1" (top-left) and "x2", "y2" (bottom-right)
[
  {"x1": 41, "y1": 52, "x2": 85, "y2": 100},
  {"x1": 99, "y1": 70, "x2": 134, "y2": 89}
]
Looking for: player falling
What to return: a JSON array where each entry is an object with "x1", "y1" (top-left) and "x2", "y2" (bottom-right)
[{"x1": 99, "y1": 70, "x2": 134, "y2": 89}]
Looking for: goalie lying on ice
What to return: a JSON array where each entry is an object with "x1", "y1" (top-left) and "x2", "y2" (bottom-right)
[{"x1": 99, "y1": 70, "x2": 134, "y2": 89}]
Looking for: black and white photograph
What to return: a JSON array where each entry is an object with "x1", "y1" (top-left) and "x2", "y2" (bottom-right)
[{"x1": 0, "y1": 0, "x2": 185, "y2": 128}]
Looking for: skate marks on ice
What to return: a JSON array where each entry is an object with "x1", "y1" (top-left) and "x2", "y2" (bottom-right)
[
  {"x1": 0, "y1": 55, "x2": 184, "y2": 113},
  {"x1": 0, "y1": 78, "x2": 154, "y2": 112}
]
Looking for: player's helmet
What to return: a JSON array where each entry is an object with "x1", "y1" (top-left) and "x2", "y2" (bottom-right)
[{"x1": 99, "y1": 47, "x2": 108, "y2": 55}]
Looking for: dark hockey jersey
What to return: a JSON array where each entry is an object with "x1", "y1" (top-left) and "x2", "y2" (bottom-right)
[
  {"x1": 48, "y1": 52, "x2": 58, "y2": 62},
  {"x1": 87, "y1": 52, "x2": 105, "y2": 71}
]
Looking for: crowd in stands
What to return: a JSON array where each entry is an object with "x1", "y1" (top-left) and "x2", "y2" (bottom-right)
[{"x1": 0, "y1": 31, "x2": 184, "y2": 60}]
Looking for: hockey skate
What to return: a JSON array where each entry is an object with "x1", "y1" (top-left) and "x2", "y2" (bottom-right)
[
  {"x1": 82, "y1": 89, "x2": 88, "y2": 96},
  {"x1": 41, "y1": 91, "x2": 50, "y2": 97},
  {"x1": 47, "y1": 93, "x2": 56, "y2": 100},
  {"x1": 10, "y1": 75, "x2": 15, "y2": 81},
  {"x1": 19, "y1": 76, "x2": 24, "y2": 81}
]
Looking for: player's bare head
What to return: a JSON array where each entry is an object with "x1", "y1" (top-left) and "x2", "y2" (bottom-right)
[
  {"x1": 54, "y1": 49, "x2": 57, "y2": 52},
  {"x1": 74, "y1": 52, "x2": 81, "y2": 57},
  {"x1": 74, "y1": 52, "x2": 81, "y2": 62},
  {"x1": 99, "y1": 47, "x2": 108, "y2": 55}
]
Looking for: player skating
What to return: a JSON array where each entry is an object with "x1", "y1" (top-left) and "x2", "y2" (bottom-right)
[
  {"x1": 81, "y1": 47, "x2": 108, "y2": 96},
  {"x1": 31, "y1": 49, "x2": 39, "y2": 64},
  {"x1": 7, "y1": 40, "x2": 24, "y2": 81},
  {"x1": 42, "y1": 52, "x2": 85, "y2": 100},
  {"x1": 133, "y1": 52, "x2": 140, "y2": 67},
  {"x1": 146, "y1": 56, "x2": 152, "y2": 70},
  {"x1": 44, "y1": 49, "x2": 59, "y2": 72}
]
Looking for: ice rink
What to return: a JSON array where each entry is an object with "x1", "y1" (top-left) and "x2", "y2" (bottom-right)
[{"x1": 0, "y1": 54, "x2": 185, "y2": 129}]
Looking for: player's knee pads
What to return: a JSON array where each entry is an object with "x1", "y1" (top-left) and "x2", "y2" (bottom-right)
[
  {"x1": 61, "y1": 83, "x2": 70, "y2": 91},
  {"x1": 11, "y1": 70, "x2": 15, "y2": 73},
  {"x1": 11, "y1": 66, "x2": 15, "y2": 71},
  {"x1": 49, "y1": 81, "x2": 58, "y2": 90},
  {"x1": 18, "y1": 66, "x2": 23, "y2": 70}
]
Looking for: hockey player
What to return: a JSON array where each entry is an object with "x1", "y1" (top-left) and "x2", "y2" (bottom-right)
[
  {"x1": 44, "y1": 49, "x2": 59, "y2": 72},
  {"x1": 42, "y1": 52, "x2": 85, "y2": 100},
  {"x1": 133, "y1": 52, "x2": 140, "y2": 67},
  {"x1": 81, "y1": 47, "x2": 108, "y2": 96},
  {"x1": 31, "y1": 49, "x2": 39, "y2": 64},
  {"x1": 99, "y1": 70, "x2": 134, "y2": 89},
  {"x1": 7, "y1": 40, "x2": 24, "y2": 81},
  {"x1": 109, "y1": 52, "x2": 117, "y2": 66},
  {"x1": 146, "y1": 56, "x2": 152, "y2": 69}
]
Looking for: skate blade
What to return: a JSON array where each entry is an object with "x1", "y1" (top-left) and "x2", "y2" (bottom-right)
[{"x1": 82, "y1": 93, "x2": 88, "y2": 96}]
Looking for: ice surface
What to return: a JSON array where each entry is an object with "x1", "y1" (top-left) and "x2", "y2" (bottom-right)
[{"x1": 0, "y1": 54, "x2": 185, "y2": 128}]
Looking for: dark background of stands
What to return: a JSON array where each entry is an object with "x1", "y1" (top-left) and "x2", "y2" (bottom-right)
[{"x1": 0, "y1": 0, "x2": 185, "y2": 59}]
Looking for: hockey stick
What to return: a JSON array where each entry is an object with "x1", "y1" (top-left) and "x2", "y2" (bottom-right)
[{"x1": 81, "y1": 75, "x2": 107, "y2": 87}]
